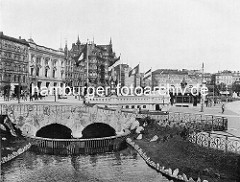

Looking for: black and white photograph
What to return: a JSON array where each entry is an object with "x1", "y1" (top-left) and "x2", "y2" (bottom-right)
[{"x1": 1, "y1": 0, "x2": 240, "y2": 181}]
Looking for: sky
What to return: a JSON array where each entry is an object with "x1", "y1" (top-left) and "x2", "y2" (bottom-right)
[{"x1": 1, "y1": 0, "x2": 240, "y2": 73}]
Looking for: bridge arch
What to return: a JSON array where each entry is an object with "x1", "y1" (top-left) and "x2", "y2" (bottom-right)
[
  {"x1": 36, "y1": 123, "x2": 72, "y2": 139},
  {"x1": 82, "y1": 123, "x2": 116, "y2": 139}
]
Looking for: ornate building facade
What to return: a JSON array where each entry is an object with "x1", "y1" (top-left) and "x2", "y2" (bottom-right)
[
  {"x1": 65, "y1": 37, "x2": 120, "y2": 87},
  {"x1": 0, "y1": 32, "x2": 29, "y2": 96},
  {"x1": 28, "y1": 38, "x2": 65, "y2": 92},
  {"x1": 152, "y1": 69, "x2": 202, "y2": 88}
]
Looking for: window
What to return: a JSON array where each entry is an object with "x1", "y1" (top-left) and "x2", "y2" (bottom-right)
[
  {"x1": 131, "y1": 105, "x2": 135, "y2": 109},
  {"x1": 45, "y1": 69, "x2": 48, "y2": 77},
  {"x1": 53, "y1": 70, "x2": 56, "y2": 78},
  {"x1": 36, "y1": 67, "x2": 39, "y2": 76},
  {"x1": 143, "y1": 105, "x2": 146, "y2": 108},
  {"x1": 31, "y1": 68, "x2": 34, "y2": 76}
]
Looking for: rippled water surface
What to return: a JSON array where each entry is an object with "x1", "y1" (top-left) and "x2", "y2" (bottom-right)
[{"x1": 1, "y1": 148, "x2": 169, "y2": 182}]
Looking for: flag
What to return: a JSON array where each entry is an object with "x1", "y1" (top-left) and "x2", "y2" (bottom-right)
[
  {"x1": 129, "y1": 64, "x2": 139, "y2": 77},
  {"x1": 108, "y1": 55, "x2": 121, "y2": 71},
  {"x1": 75, "y1": 43, "x2": 88, "y2": 67},
  {"x1": 143, "y1": 68, "x2": 151, "y2": 80}
]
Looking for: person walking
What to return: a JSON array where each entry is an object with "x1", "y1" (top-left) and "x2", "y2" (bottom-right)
[{"x1": 221, "y1": 103, "x2": 225, "y2": 114}]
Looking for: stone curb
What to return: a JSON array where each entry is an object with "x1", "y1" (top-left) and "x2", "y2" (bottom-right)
[
  {"x1": 1, "y1": 143, "x2": 31, "y2": 164},
  {"x1": 126, "y1": 138, "x2": 208, "y2": 182}
]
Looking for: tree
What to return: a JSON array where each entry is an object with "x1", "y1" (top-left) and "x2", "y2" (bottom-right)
[
  {"x1": 216, "y1": 82, "x2": 227, "y2": 92},
  {"x1": 232, "y1": 81, "x2": 240, "y2": 93}
]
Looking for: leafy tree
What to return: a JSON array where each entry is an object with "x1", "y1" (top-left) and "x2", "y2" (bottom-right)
[{"x1": 232, "y1": 81, "x2": 240, "y2": 93}]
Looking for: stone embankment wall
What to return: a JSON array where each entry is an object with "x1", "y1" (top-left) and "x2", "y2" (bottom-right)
[{"x1": 1, "y1": 143, "x2": 31, "y2": 164}]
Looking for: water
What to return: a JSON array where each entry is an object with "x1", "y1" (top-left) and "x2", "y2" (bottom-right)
[{"x1": 1, "y1": 148, "x2": 170, "y2": 182}]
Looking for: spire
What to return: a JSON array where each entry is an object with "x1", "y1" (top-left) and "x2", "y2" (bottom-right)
[
  {"x1": 64, "y1": 40, "x2": 68, "y2": 55},
  {"x1": 109, "y1": 37, "x2": 112, "y2": 45},
  {"x1": 76, "y1": 34, "x2": 81, "y2": 45}
]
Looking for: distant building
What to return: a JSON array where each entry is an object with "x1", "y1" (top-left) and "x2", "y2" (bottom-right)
[
  {"x1": 0, "y1": 32, "x2": 29, "y2": 96},
  {"x1": 212, "y1": 70, "x2": 233, "y2": 86},
  {"x1": 28, "y1": 38, "x2": 65, "y2": 92},
  {"x1": 68, "y1": 37, "x2": 120, "y2": 87},
  {"x1": 113, "y1": 64, "x2": 130, "y2": 86},
  {"x1": 152, "y1": 69, "x2": 201, "y2": 88},
  {"x1": 232, "y1": 71, "x2": 240, "y2": 84},
  {"x1": 124, "y1": 66, "x2": 141, "y2": 87}
]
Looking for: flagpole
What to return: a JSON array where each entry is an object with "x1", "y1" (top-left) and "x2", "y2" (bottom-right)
[
  {"x1": 150, "y1": 67, "x2": 152, "y2": 89},
  {"x1": 86, "y1": 40, "x2": 89, "y2": 85},
  {"x1": 119, "y1": 62, "x2": 121, "y2": 86}
]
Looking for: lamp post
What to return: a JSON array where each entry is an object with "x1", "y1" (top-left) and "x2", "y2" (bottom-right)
[
  {"x1": 18, "y1": 64, "x2": 22, "y2": 104},
  {"x1": 200, "y1": 63, "x2": 205, "y2": 112}
]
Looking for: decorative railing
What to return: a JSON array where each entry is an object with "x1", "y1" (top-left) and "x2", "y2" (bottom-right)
[
  {"x1": 26, "y1": 131, "x2": 130, "y2": 155},
  {"x1": 188, "y1": 132, "x2": 240, "y2": 154},
  {"x1": 135, "y1": 111, "x2": 227, "y2": 132}
]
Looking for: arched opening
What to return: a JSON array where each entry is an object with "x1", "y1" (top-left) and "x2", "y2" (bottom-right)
[
  {"x1": 82, "y1": 123, "x2": 116, "y2": 139},
  {"x1": 36, "y1": 124, "x2": 72, "y2": 139}
]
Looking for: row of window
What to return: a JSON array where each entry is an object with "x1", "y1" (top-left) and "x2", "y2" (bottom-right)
[
  {"x1": 30, "y1": 67, "x2": 64, "y2": 78},
  {"x1": 1, "y1": 63, "x2": 27, "y2": 72},
  {"x1": 125, "y1": 105, "x2": 146, "y2": 109},
  {"x1": 0, "y1": 73, "x2": 26, "y2": 83},
  {"x1": 32, "y1": 57, "x2": 64, "y2": 67},
  {"x1": 3, "y1": 52, "x2": 26, "y2": 61},
  {"x1": 1, "y1": 41, "x2": 27, "y2": 53}
]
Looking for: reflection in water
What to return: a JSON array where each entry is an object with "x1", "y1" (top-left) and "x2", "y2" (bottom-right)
[{"x1": 1, "y1": 147, "x2": 170, "y2": 182}]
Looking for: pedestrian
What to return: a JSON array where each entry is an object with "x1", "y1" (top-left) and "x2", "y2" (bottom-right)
[{"x1": 221, "y1": 103, "x2": 225, "y2": 114}]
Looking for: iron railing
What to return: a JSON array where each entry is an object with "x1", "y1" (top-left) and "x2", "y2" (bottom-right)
[
  {"x1": 26, "y1": 131, "x2": 130, "y2": 155},
  {"x1": 189, "y1": 132, "x2": 240, "y2": 154}
]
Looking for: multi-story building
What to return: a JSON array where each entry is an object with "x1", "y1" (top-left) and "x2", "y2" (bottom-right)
[
  {"x1": 113, "y1": 63, "x2": 130, "y2": 86},
  {"x1": 67, "y1": 37, "x2": 120, "y2": 87},
  {"x1": 64, "y1": 43, "x2": 75, "y2": 88},
  {"x1": 124, "y1": 66, "x2": 141, "y2": 87},
  {"x1": 212, "y1": 70, "x2": 233, "y2": 86},
  {"x1": 0, "y1": 32, "x2": 29, "y2": 96},
  {"x1": 232, "y1": 71, "x2": 240, "y2": 84},
  {"x1": 152, "y1": 69, "x2": 201, "y2": 88},
  {"x1": 28, "y1": 38, "x2": 65, "y2": 92}
]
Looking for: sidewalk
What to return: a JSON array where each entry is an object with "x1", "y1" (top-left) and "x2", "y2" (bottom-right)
[
  {"x1": 0, "y1": 96, "x2": 84, "y2": 105},
  {"x1": 169, "y1": 102, "x2": 240, "y2": 137}
]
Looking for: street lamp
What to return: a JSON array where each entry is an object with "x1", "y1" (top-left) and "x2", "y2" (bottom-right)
[{"x1": 200, "y1": 63, "x2": 205, "y2": 112}]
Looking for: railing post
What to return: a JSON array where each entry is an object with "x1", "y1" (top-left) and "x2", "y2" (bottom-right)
[
  {"x1": 225, "y1": 136, "x2": 228, "y2": 153},
  {"x1": 208, "y1": 132, "x2": 211, "y2": 149},
  {"x1": 211, "y1": 115, "x2": 214, "y2": 131}
]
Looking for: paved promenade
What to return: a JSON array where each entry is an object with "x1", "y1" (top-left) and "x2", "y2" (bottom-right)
[{"x1": 169, "y1": 102, "x2": 240, "y2": 137}]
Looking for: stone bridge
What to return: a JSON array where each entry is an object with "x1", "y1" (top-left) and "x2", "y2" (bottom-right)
[{"x1": 0, "y1": 104, "x2": 139, "y2": 138}]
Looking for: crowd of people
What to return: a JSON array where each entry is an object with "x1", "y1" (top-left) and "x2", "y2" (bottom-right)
[{"x1": 0, "y1": 91, "x2": 44, "y2": 102}]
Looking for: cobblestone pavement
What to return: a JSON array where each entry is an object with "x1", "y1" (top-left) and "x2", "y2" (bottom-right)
[{"x1": 169, "y1": 102, "x2": 240, "y2": 137}]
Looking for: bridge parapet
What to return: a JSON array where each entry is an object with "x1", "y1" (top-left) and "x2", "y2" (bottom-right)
[
  {"x1": 0, "y1": 104, "x2": 139, "y2": 138},
  {"x1": 0, "y1": 104, "x2": 227, "y2": 138}
]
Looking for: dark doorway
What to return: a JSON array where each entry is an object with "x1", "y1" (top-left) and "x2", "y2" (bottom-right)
[{"x1": 155, "y1": 104, "x2": 161, "y2": 111}]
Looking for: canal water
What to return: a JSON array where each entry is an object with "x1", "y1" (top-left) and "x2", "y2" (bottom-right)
[{"x1": 1, "y1": 147, "x2": 170, "y2": 182}]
